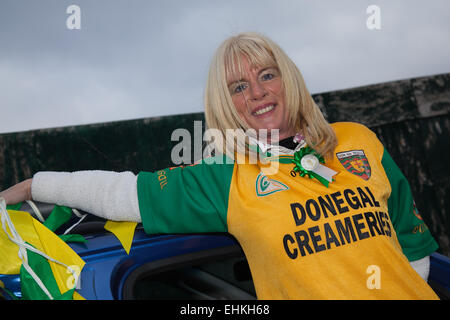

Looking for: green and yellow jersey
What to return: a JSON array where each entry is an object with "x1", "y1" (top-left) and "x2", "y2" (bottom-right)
[{"x1": 137, "y1": 122, "x2": 439, "y2": 299}]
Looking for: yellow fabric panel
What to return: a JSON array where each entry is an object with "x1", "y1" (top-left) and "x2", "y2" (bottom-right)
[
  {"x1": 104, "y1": 220, "x2": 137, "y2": 254},
  {"x1": 31, "y1": 215, "x2": 85, "y2": 294},
  {"x1": 73, "y1": 291, "x2": 86, "y2": 300},
  {"x1": 0, "y1": 210, "x2": 85, "y2": 295},
  {"x1": 0, "y1": 210, "x2": 44, "y2": 274}
]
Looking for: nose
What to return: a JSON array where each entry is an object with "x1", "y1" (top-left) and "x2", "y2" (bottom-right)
[{"x1": 248, "y1": 80, "x2": 267, "y2": 101}]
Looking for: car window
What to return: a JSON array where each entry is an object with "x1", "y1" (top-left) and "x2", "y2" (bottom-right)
[{"x1": 132, "y1": 255, "x2": 256, "y2": 300}]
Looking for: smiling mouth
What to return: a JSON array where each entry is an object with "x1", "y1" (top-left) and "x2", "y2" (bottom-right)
[{"x1": 252, "y1": 104, "x2": 276, "y2": 116}]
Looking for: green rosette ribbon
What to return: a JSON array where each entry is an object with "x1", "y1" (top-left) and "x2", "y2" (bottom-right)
[{"x1": 291, "y1": 146, "x2": 331, "y2": 187}]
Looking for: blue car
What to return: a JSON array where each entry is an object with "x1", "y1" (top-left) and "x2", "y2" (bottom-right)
[{"x1": 1, "y1": 202, "x2": 449, "y2": 300}]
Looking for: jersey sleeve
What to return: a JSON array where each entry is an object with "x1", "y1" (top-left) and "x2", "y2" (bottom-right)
[
  {"x1": 381, "y1": 148, "x2": 439, "y2": 261},
  {"x1": 137, "y1": 155, "x2": 234, "y2": 234}
]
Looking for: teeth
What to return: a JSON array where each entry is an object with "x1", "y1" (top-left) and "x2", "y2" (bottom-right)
[{"x1": 254, "y1": 105, "x2": 275, "y2": 115}]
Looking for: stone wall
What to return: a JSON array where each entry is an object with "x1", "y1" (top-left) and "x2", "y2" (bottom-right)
[{"x1": 1, "y1": 72, "x2": 449, "y2": 255}]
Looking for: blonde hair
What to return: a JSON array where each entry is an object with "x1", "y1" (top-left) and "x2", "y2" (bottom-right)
[{"x1": 204, "y1": 32, "x2": 337, "y2": 160}]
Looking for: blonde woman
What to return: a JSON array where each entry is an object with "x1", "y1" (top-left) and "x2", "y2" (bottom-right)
[{"x1": 0, "y1": 32, "x2": 439, "y2": 299}]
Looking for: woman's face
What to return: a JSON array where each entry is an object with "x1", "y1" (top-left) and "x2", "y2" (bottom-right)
[{"x1": 226, "y1": 56, "x2": 294, "y2": 142}]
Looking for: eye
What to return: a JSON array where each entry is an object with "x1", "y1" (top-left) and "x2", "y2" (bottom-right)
[
  {"x1": 260, "y1": 67, "x2": 280, "y2": 81},
  {"x1": 232, "y1": 82, "x2": 248, "y2": 94},
  {"x1": 261, "y1": 73, "x2": 274, "y2": 81}
]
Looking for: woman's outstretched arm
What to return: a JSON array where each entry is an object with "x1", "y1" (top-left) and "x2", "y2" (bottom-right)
[{"x1": 0, "y1": 171, "x2": 141, "y2": 222}]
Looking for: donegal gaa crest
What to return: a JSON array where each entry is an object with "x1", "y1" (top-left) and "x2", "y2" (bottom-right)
[{"x1": 336, "y1": 150, "x2": 371, "y2": 180}]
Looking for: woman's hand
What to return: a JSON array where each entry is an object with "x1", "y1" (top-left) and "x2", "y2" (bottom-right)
[{"x1": 0, "y1": 178, "x2": 33, "y2": 205}]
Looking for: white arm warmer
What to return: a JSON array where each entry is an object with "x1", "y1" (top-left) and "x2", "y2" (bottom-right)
[
  {"x1": 410, "y1": 256, "x2": 430, "y2": 281},
  {"x1": 31, "y1": 170, "x2": 141, "y2": 222}
]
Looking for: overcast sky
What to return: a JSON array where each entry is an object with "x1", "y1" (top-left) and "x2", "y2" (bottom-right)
[{"x1": 0, "y1": 0, "x2": 449, "y2": 134}]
